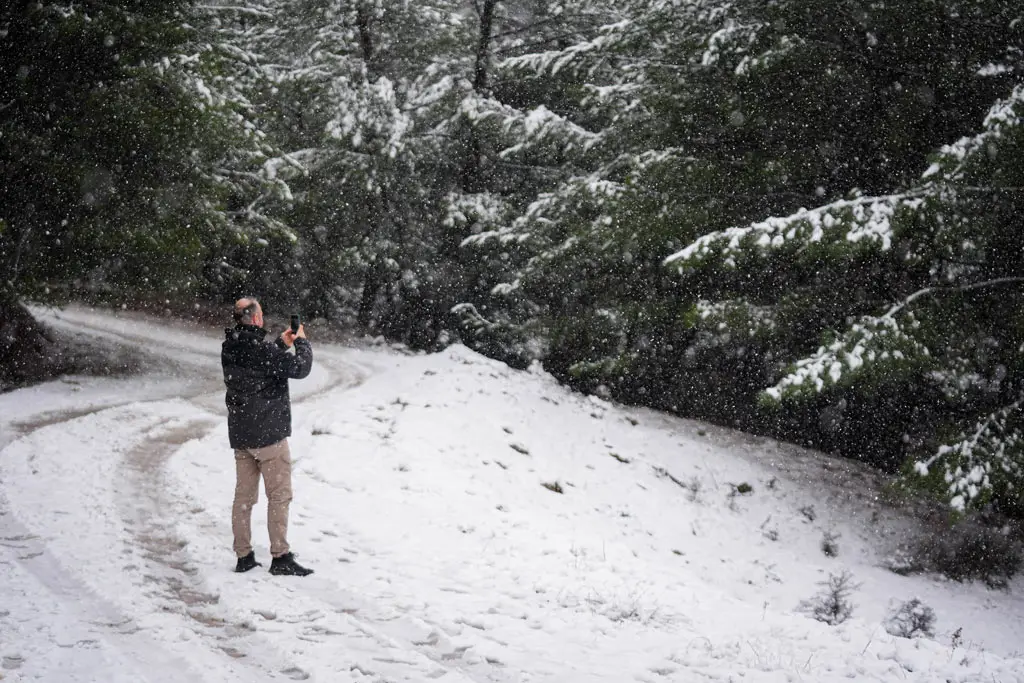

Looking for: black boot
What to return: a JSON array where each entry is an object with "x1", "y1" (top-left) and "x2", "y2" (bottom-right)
[
  {"x1": 269, "y1": 552, "x2": 314, "y2": 576},
  {"x1": 235, "y1": 551, "x2": 262, "y2": 573}
]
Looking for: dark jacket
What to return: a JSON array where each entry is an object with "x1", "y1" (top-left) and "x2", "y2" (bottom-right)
[{"x1": 222, "y1": 325, "x2": 313, "y2": 449}]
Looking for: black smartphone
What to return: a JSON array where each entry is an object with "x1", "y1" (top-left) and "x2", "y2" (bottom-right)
[{"x1": 290, "y1": 314, "x2": 300, "y2": 333}]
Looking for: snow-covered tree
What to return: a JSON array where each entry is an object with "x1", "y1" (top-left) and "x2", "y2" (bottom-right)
[
  {"x1": 668, "y1": 79, "x2": 1024, "y2": 515},
  {"x1": 464, "y1": 0, "x2": 1024, "y2": 437},
  {"x1": 218, "y1": 0, "x2": 621, "y2": 347},
  {"x1": 210, "y1": 0, "x2": 474, "y2": 339},
  {"x1": 0, "y1": 1, "x2": 290, "y2": 298},
  {"x1": 0, "y1": 0, "x2": 287, "y2": 385}
]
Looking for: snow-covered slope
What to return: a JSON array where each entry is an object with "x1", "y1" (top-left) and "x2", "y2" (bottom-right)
[{"x1": 2, "y1": 307, "x2": 1023, "y2": 682}]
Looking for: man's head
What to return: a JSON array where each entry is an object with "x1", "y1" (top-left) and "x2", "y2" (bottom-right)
[{"x1": 233, "y1": 297, "x2": 264, "y2": 327}]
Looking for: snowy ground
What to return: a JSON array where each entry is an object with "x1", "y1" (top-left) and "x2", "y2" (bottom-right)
[{"x1": 2, "y1": 305, "x2": 1024, "y2": 682}]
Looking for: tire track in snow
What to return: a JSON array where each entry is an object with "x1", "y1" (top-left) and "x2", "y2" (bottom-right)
[
  {"x1": 107, "y1": 349, "x2": 369, "y2": 678},
  {"x1": 0, "y1": 486, "x2": 211, "y2": 683}
]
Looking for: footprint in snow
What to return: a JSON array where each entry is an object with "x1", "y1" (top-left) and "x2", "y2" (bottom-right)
[
  {"x1": 280, "y1": 666, "x2": 309, "y2": 680},
  {"x1": 2, "y1": 655, "x2": 25, "y2": 670}
]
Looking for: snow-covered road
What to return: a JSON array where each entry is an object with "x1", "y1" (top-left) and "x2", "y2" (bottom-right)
[
  {"x1": 2, "y1": 306, "x2": 1024, "y2": 682},
  {"x1": 1, "y1": 306, "x2": 385, "y2": 682}
]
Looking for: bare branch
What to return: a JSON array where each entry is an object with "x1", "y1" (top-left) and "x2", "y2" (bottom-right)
[{"x1": 888, "y1": 276, "x2": 1024, "y2": 317}]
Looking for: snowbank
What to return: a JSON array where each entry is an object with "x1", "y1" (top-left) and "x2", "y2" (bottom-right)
[{"x1": 2, "y1": 314, "x2": 1023, "y2": 682}]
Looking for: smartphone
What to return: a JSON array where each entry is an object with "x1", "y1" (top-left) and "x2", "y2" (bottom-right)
[{"x1": 290, "y1": 314, "x2": 300, "y2": 333}]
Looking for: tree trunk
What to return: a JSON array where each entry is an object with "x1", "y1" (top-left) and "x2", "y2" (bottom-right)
[
  {"x1": 460, "y1": 0, "x2": 499, "y2": 194},
  {"x1": 356, "y1": 3, "x2": 375, "y2": 72},
  {"x1": 472, "y1": 0, "x2": 498, "y2": 94},
  {"x1": 356, "y1": 259, "x2": 383, "y2": 330}
]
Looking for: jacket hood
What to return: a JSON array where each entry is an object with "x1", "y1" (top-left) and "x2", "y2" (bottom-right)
[{"x1": 225, "y1": 324, "x2": 267, "y2": 342}]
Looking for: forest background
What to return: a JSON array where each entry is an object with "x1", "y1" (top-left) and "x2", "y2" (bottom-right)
[{"x1": 2, "y1": 0, "x2": 1023, "y2": 544}]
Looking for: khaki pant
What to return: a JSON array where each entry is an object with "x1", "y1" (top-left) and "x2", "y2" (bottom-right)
[{"x1": 232, "y1": 439, "x2": 293, "y2": 558}]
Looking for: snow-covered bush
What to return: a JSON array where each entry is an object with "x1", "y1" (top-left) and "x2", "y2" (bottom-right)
[
  {"x1": 820, "y1": 530, "x2": 840, "y2": 558},
  {"x1": 884, "y1": 599, "x2": 936, "y2": 639}
]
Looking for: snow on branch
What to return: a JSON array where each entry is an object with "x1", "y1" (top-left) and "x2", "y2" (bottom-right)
[
  {"x1": 500, "y1": 19, "x2": 632, "y2": 76},
  {"x1": 914, "y1": 397, "x2": 1024, "y2": 513},
  {"x1": 499, "y1": 105, "x2": 601, "y2": 157},
  {"x1": 444, "y1": 192, "x2": 509, "y2": 233},
  {"x1": 694, "y1": 298, "x2": 777, "y2": 337},
  {"x1": 195, "y1": 5, "x2": 275, "y2": 18},
  {"x1": 733, "y1": 35, "x2": 804, "y2": 76},
  {"x1": 324, "y1": 77, "x2": 412, "y2": 158},
  {"x1": 630, "y1": 147, "x2": 700, "y2": 174},
  {"x1": 404, "y1": 75, "x2": 457, "y2": 113},
  {"x1": 459, "y1": 96, "x2": 600, "y2": 156},
  {"x1": 701, "y1": 18, "x2": 764, "y2": 68},
  {"x1": 763, "y1": 309, "x2": 931, "y2": 403},
  {"x1": 463, "y1": 173, "x2": 625, "y2": 249},
  {"x1": 665, "y1": 193, "x2": 926, "y2": 270},
  {"x1": 922, "y1": 84, "x2": 1024, "y2": 182},
  {"x1": 452, "y1": 302, "x2": 500, "y2": 333},
  {"x1": 764, "y1": 277, "x2": 1024, "y2": 404}
]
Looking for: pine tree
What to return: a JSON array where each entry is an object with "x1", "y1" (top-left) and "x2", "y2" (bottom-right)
[
  {"x1": 465, "y1": 0, "x2": 1024, "y2": 438},
  {"x1": 0, "y1": 0, "x2": 287, "y2": 302},
  {"x1": 0, "y1": 0, "x2": 288, "y2": 385},
  {"x1": 668, "y1": 80, "x2": 1024, "y2": 515},
  {"x1": 224, "y1": 0, "x2": 617, "y2": 348}
]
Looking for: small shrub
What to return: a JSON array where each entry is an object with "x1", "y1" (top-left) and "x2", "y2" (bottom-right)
[
  {"x1": 799, "y1": 505, "x2": 816, "y2": 522},
  {"x1": 798, "y1": 570, "x2": 858, "y2": 626},
  {"x1": 884, "y1": 598, "x2": 936, "y2": 639},
  {"x1": 727, "y1": 482, "x2": 753, "y2": 511},
  {"x1": 685, "y1": 476, "x2": 703, "y2": 503},
  {"x1": 541, "y1": 481, "x2": 564, "y2": 494},
  {"x1": 882, "y1": 548, "x2": 922, "y2": 576},
  {"x1": 821, "y1": 530, "x2": 841, "y2": 558}
]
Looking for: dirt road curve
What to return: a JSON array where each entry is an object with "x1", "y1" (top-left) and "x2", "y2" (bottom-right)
[{"x1": 0, "y1": 307, "x2": 368, "y2": 682}]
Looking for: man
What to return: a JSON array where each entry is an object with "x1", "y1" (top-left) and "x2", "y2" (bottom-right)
[{"x1": 222, "y1": 297, "x2": 314, "y2": 576}]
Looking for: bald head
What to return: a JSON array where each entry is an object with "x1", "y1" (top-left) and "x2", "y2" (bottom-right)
[{"x1": 233, "y1": 298, "x2": 263, "y2": 327}]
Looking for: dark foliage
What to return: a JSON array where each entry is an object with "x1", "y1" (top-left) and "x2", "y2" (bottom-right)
[{"x1": 910, "y1": 517, "x2": 1022, "y2": 589}]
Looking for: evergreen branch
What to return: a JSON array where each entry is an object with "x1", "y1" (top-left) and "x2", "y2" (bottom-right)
[
  {"x1": 665, "y1": 191, "x2": 928, "y2": 267},
  {"x1": 194, "y1": 5, "x2": 274, "y2": 18},
  {"x1": 914, "y1": 395, "x2": 1024, "y2": 512},
  {"x1": 888, "y1": 277, "x2": 1024, "y2": 318},
  {"x1": 764, "y1": 279, "x2": 1024, "y2": 405},
  {"x1": 953, "y1": 186, "x2": 1024, "y2": 194},
  {"x1": 492, "y1": 16, "x2": 563, "y2": 40},
  {"x1": 495, "y1": 31, "x2": 612, "y2": 57}
]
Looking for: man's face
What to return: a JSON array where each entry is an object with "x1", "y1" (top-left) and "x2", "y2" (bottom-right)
[{"x1": 252, "y1": 303, "x2": 264, "y2": 328}]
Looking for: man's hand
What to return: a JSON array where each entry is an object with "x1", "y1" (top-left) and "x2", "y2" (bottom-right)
[{"x1": 281, "y1": 324, "x2": 305, "y2": 348}]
